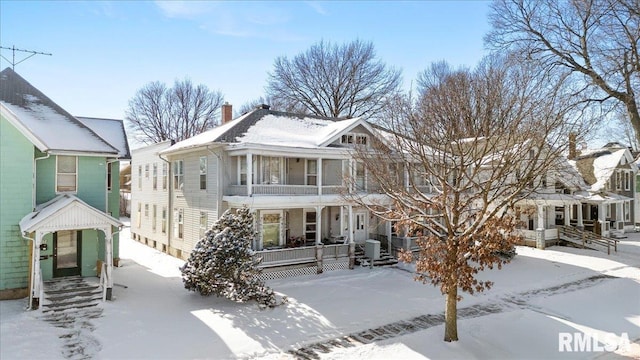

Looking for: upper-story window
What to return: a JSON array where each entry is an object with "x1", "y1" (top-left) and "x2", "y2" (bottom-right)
[
  {"x1": 162, "y1": 163, "x2": 168, "y2": 190},
  {"x1": 306, "y1": 159, "x2": 317, "y2": 185},
  {"x1": 107, "y1": 162, "x2": 113, "y2": 192},
  {"x1": 173, "y1": 160, "x2": 184, "y2": 190},
  {"x1": 145, "y1": 164, "x2": 149, "y2": 179},
  {"x1": 616, "y1": 171, "x2": 622, "y2": 190},
  {"x1": 56, "y1": 156, "x2": 77, "y2": 193},
  {"x1": 341, "y1": 133, "x2": 368, "y2": 147},
  {"x1": 138, "y1": 165, "x2": 142, "y2": 189},
  {"x1": 624, "y1": 171, "x2": 630, "y2": 191},
  {"x1": 261, "y1": 156, "x2": 281, "y2": 184},
  {"x1": 355, "y1": 161, "x2": 366, "y2": 190},
  {"x1": 152, "y1": 163, "x2": 158, "y2": 190},
  {"x1": 199, "y1": 156, "x2": 207, "y2": 190}
]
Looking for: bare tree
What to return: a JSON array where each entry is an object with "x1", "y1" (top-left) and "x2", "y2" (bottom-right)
[
  {"x1": 126, "y1": 78, "x2": 224, "y2": 144},
  {"x1": 486, "y1": 0, "x2": 640, "y2": 144},
  {"x1": 349, "y1": 57, "x2": 585, "y2": 342},
  {"x1": 266, "y1": 39, "x2": 402, "y2": 119}
]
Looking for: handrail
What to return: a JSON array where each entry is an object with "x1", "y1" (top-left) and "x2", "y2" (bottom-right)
[{"x1": 557, "y1": 225, "x2": 619, "y2": 255}]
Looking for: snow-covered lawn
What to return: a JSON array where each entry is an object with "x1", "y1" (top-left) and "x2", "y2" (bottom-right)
[{"x1": 2, "y1": 222, "x2": 639, "y2": 359}]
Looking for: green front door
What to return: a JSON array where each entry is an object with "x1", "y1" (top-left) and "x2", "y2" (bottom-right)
[{"x1": 53, "y1": 230, "x2": 82, "y2": 277}]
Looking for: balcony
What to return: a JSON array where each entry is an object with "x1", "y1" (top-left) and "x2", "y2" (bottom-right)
[{"x1": 226, "y1": 184, "x2": 347, "y2": 196}]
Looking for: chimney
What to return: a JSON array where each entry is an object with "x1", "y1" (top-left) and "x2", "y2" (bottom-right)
[
  {"x1": 221, "y1": 102, "x2": 232, "y2": 124},
  {"x1": 568, "y1": 132, "x2": 577, "y2": 160}
]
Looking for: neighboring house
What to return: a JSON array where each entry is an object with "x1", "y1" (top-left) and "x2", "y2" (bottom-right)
[
  {"x1": 131, "y1": 105, "x2": 395, "y2": 278},
  {"x1": 119, "y1": 162, "x2": 132, "y2": 217},
  {"x1": 0, "y1": 68, "x2": 130, "y2": 308}
]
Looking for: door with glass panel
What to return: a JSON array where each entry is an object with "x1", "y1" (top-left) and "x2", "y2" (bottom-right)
[
  {"x1": 53, "y1": 230, "x2": 81, "y2": 277},
  {"x1": 261, "y1": 213, "x2": 282, "y2": 249}
]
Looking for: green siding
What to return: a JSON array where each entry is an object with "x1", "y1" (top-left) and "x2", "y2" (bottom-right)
[{"x1": 0, "y1": 116, "x2": 34, "y2": 292}]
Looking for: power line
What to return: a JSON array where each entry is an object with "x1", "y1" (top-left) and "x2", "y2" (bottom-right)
[{"x1": 0, "y1": 45, "x2": 52, "y2": 69}]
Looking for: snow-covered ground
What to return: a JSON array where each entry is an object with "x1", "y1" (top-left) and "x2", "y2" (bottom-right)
[{"x1": 1, "y1": 221, "x2": 639, "y2": 359}]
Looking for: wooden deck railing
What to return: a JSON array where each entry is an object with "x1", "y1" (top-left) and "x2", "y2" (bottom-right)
[
  {"x1": 557, "y1": 225, "x2": 619, "y2": 255},
  {"x1": 253, "y1": 244, "x2": 350, "y2": 268}
]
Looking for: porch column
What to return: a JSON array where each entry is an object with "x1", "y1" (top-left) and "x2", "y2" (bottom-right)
[
  {"x1": 348, "y1": 205, "x2": 354, "y2": 243},
  {"x1": 316, "y1": 206, "x2": 323, "y2": 245},
  {"x1": 30, "y1": 231, "x2": 44, "y2": 310},
  {"x1": 564, "y1": 206, "x2": 570, "y2": 226},
  {"x1": 598, "y1": 203, "x2": 606, "y2": 234},
  {"x1": 104, "y1": 226, "x2": 114, "y2": 300},
  {"x1": 247, "y1": 153, "x2": 253, "y2": 196},
  {"x1": 537, "y1": 204, "x2": 545, "y2": 230},
  {"x1": 386, "y1": 221, "x2": 393, "y2": 256},
  {"x1": 317, "y1": 158, "x2": 323, "y2": 195},
  {"x1": 577, "y1": 204, "x2": 584, "y2": 229},
  {"x1": 617, "y1": 202, "x2": 623, "y2": 225}
]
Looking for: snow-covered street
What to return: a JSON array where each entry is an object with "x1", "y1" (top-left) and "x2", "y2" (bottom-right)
[{"x1": 2, "y1": 223, "x2": 639, "y2": 359}]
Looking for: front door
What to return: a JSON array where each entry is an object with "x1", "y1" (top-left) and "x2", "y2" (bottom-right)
[
  {"x1": 53, "y1": 230, "x2": 81, "y2": 277},
  {"x1": 354, "y1": 212, "x2": 367, "y2": 243}
]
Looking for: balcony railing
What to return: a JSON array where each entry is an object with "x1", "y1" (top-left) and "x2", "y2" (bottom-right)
[{"x1": 226, "y1": 184, "x2": 347, "y2": 196}]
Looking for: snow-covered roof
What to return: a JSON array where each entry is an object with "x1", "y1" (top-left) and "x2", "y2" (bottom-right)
[
  {"x1": 19, "y1": 194, "x2": 122, "y2": 234},
  {"x1": 162, "y1": 106, "x2": 369, "y2": 154},
  {"x1": 77, "y1": 117, "x2": 131, "y2": 159},
  {"x1": 0, "y1": 67, "x2": 119, "y2": 156},
  {"x1": 589, "y1": 149, "x2": 627, "y2": 192}
]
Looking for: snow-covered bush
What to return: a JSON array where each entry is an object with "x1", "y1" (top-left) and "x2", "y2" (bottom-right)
[{"x1": 180, "y1": 207, "x2": 277, "y2": 307}]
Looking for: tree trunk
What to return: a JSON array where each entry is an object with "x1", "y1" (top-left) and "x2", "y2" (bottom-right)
[{"x1": 444, "y1": 286, "x2": 458, "y2": 342}]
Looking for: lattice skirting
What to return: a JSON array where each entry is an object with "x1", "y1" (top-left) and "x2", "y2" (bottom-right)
[{"x1": 258, "y1": 259, "x2": 350, "y2": 281}]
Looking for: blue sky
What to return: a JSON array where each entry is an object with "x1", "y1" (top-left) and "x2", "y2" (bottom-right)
[{"x1": 0, "y1": 1, "x2": 492, "y2": 121}]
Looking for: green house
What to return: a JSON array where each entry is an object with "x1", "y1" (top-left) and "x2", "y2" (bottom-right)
[{"x1": 0, "y1": 68, "x2": 130, "y2": 308}]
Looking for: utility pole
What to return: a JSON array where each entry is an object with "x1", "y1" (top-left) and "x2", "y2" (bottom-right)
[{"x1": 0, "y1": 45, "x2": 52, "y2": 69}]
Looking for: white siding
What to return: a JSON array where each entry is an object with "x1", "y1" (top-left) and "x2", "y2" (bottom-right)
[{"x1": 131, "y1": 141, "x2": 172, "y2": 250}]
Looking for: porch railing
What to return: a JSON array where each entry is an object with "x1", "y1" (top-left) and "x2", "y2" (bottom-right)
[
  {"x1": 254, "y1": 243, "x2": 350, "y2": 267},
  {"x1": 226, "y1": 184, "x2": 348, "y2": 196}
]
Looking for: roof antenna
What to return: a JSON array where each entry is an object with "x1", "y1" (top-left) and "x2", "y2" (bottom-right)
[{"x1": 0, "y1": 45, "x2": 52, "y2": 70}]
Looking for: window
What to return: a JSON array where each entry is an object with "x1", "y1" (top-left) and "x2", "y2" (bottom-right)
[
  {"x1": 107, "y1": 162, "x2": 113, "y2": 192},
  {"x1": 261, "y1": 156, "x2": 281, "y2": 184},
  {"x1": 262, "y1": 213, "x2": 281, "y2": 248},
  {"x1": 240, "y1": 156, "x2": 248, "y2": 185},
  {"x1": 144, "y1": 204, "x2": 149, "y2": 218},
  {"x1": 152, "y1": 205, "x2": 157, "y2": 232},
  {"x1": 624, "y1": 201, "x2": 631, "y2": 221},
  {"x1": 606, "y1": 204, "x2": 611, "y2": 219},
  {"x1": 136, "y1": 203, "x2": 141, "y2": 228},
  {"x1": 174, "y1": 208, "x2": 183, "y2": 239},
  {"x1": 162, "y1": 163, "x2": 168, "y2": 190},
  {"x1": 304, "y1": 211, "x2": 317, "y2": 241},
  {"x1": 145, "y1": 164, "x2": 149, "y2": 179},
  {"x1": 341, "y1": 134, "x2": 354, "y2": 144},
  {"x1": 199, "y1": 211, "x2": 208, "y2": 238},
  {"x1": 625, "y1": 171, "x2": 630, "y2": 191},
  {"x1": 199, "y1": 156, "x2": 207, "y2": 190},
  {"x1": 173, "y1": 160, "x2": 184, "y2": 190},
  {"x1": 341, "y1": 133, "x2": 368, "y2": 147},
  {"x1": 152, "y1": 163, "x2": 158, "y2": 190},
  {"x1": 138, "y1": 165, "x2": 142, "y2": 189},
  {"x1": 306, "y1": 159, "x2": 317, "y2": 186},
  {"x1": 56, "y1": 156, "x2": 77, "y2": 192},
  {"x1": 356, "y1": 134, "x2": 368, "y2": 146},
  {"x1": 161, "y1": 207, "x2": 167, "y2": 234},
  {"x1": 616, "y1": 171, "x2": 621, "y2": 190},
  {"x1": 355, "y1": 161, "x2": 365, "y2": 190}
]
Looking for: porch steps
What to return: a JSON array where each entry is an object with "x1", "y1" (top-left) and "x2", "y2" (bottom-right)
[
  {"x1": 42, "y1": 277, "x2": 103, "y2": 316},
  {"x1": 557, "y1": 225, "x2": 619, "y2": 255},
  {"x1": 354, "y1": 247, "x2": 398, "y2": 267}
]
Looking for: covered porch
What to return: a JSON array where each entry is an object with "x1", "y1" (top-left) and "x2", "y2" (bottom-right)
[
  {"x1": 515, "y1": 193, "x2": 582, "y2": 246},
  {"x1": 19, "y1": 194, "x2": 122, "y2": 309}
]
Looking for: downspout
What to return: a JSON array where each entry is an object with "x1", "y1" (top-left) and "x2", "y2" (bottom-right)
[
  {"x1": 33, "y1": 152, "x2": 50, "y2": 210},
  {"x1": 105, "y1": 158, "x2": 118, "y2": 213}
]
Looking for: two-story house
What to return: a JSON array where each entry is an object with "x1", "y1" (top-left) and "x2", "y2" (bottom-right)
[
  {"x1": 131, "y1": 105, "x2": 399, "y2": 278},
  {"x1": 0, "y1": 68, "x2": 130, "y2": 308}
]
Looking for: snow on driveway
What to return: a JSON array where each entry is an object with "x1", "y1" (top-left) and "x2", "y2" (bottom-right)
[{"x1": 1, "y1": 226, "x2": 639, "y2": 359}]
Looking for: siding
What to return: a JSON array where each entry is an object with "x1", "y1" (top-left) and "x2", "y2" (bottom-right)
[
  {"x1": 130, "y1": 141, "x2": 172, "y2": 251},
  {"x1": 0, "y1": 116, "x2": 34, "y2": 293}
]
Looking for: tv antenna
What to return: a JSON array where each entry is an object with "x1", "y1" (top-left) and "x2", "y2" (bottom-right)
[{"x1": 0, "y1": 45, "x2": 52, "y2": 70}]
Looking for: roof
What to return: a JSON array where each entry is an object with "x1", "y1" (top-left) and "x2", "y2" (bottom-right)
[
  {"x1": 573, "y1": 148, "x2": 629, "y2": 191},
  {"x1": 20, "y1": 194, "x2": 122, "y2": 234},
  {"x1": 162, "y1": 106, "x2": 369, "y2": 154},
  {"x1": 77, "y1": 117, "x2": 131, "y2": 159},
  {"x1": 0, "y1": 67, "x2": 119, "y2": 156}
]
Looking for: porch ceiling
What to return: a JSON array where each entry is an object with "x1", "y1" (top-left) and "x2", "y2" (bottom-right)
[{"x1": 19, "y1": 194, "x2": 122, "y2": 235}]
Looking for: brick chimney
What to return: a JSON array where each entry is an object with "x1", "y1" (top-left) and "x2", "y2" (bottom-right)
[
  {"x1": 568, "y1": 132, "x2": 577, "y2": 160},
  {"x1": 221, "y1": 102, "x2": 232, "y2": 124}
]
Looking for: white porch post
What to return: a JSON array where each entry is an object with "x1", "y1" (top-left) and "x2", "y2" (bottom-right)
[
  {"x1": 318, "y1": 158, "x2": 323, "y2": 195},
  {"x1": 30, "y1": 231, "x2": 43, "y2": 309},
  {"x1": 598, "y1": 203, "x2": 606, "y2": 234},
  {"x1": 348, "y1": 205, "x2": 354, "y2": 243},
  {"x1": 577, "y1": 204, "x2": 584, "y2": 229},
  {"x1": 247, "y1": 153, "x2": 253, "y2": 196},
  {"x1": 537, "y1": 204, "x2": 545, "y2": 230},
  {"x1": 386, "y1": 221, "x2": 393, "y2": 255},
  {"x1": 617, "y1": 202, "x2": 623, "y2": 225},
  {"x1": 564, "y1": 206, "x2": 571, "y2": 226},
  {"x1": 316, "y1": 206, "x2": 323, "y2": 245},
  {"x1": 104, "y1": 226, "x2": 114, "y2": 300}
]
